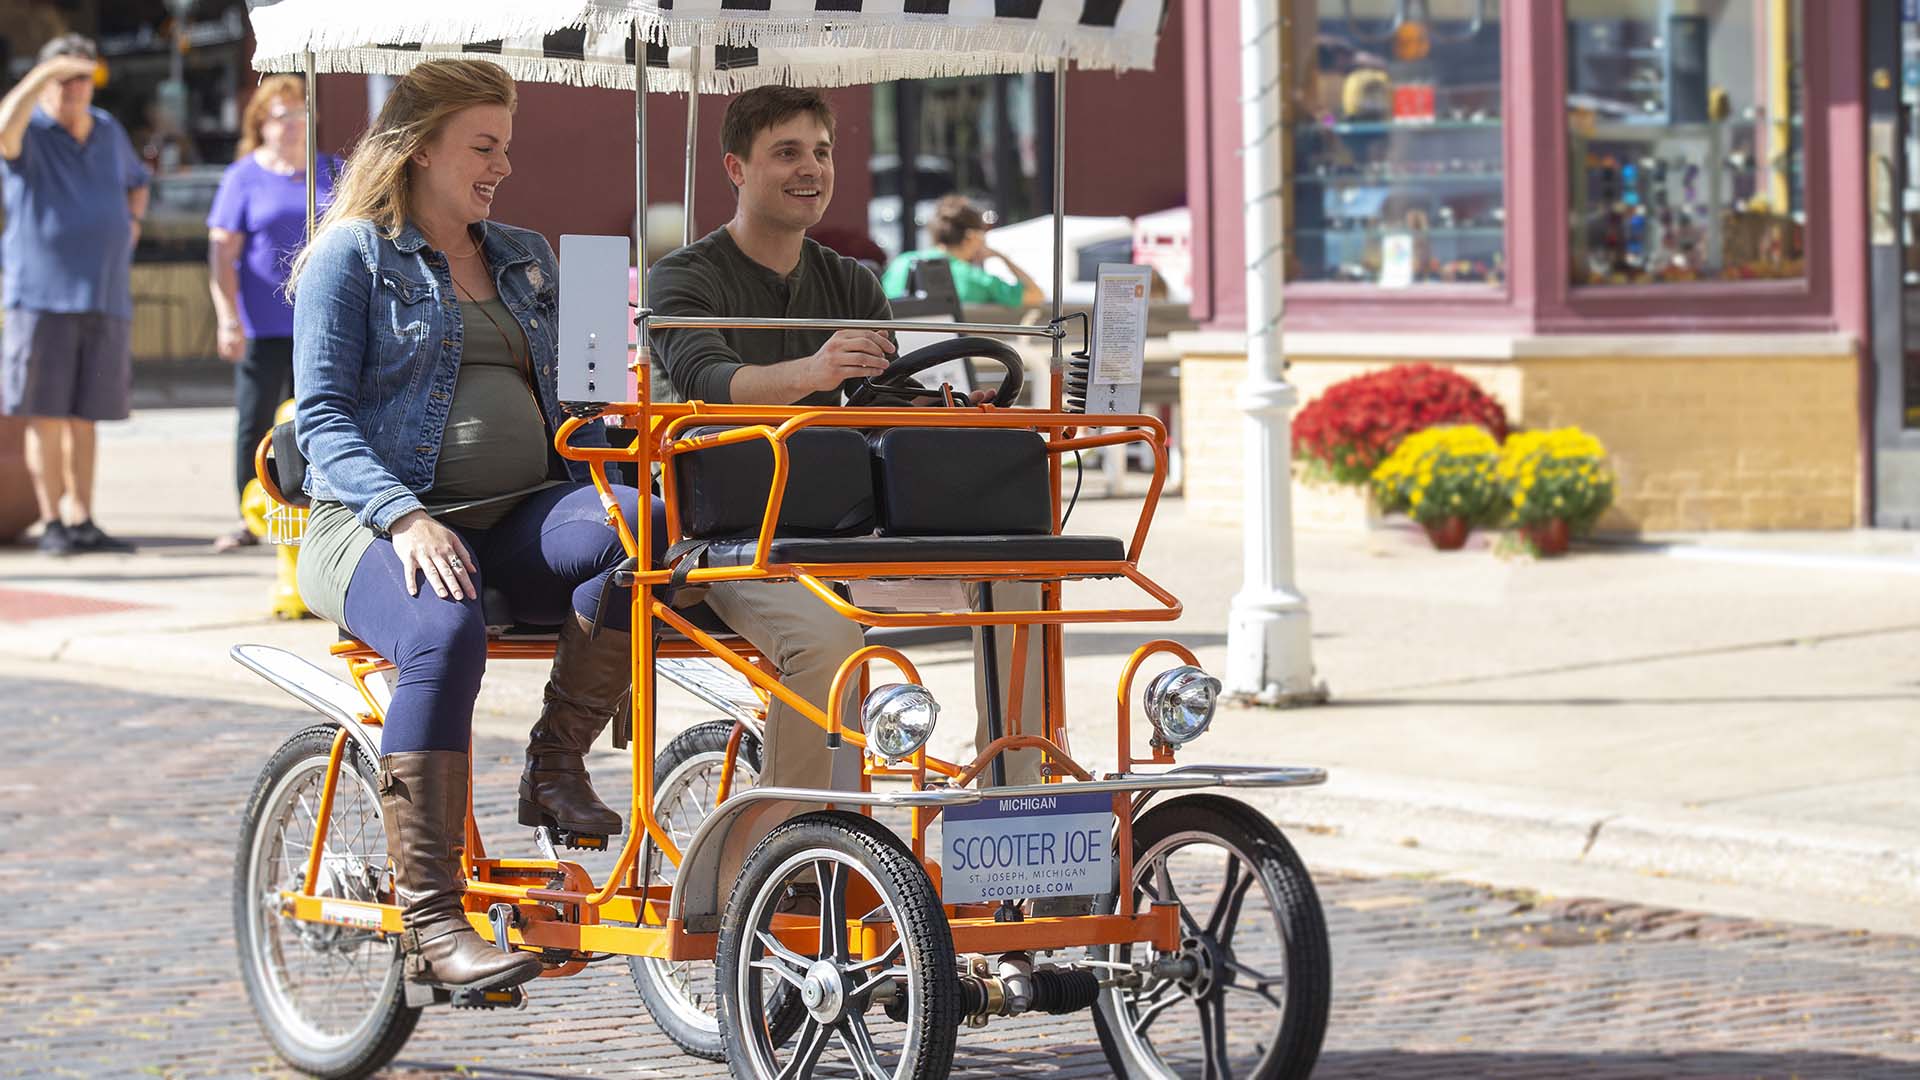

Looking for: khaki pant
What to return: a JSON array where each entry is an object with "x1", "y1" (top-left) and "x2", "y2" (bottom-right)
[{"x1": 704, "y1": 578, "x2": 1046, "y2": 878}]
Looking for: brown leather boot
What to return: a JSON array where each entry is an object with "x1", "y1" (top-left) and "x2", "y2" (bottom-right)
[
  {"x1": 379, "y1": 751, "x2": 544, "y2": 989},
  {"x1": 517, "y1": 612, "x2": 630, "y2": 836}
]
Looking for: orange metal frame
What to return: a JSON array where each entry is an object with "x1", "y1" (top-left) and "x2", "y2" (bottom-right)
[{"x1": 280, "y1": 363, "x2": 1201, "y2": 966}]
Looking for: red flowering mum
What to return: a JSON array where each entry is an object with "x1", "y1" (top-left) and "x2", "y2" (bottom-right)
[{"x1": 1293, "y1": 364, "x2": 1509, "y2": 486}]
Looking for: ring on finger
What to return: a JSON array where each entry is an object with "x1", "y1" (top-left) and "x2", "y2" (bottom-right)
[{"x1": 449, "y1": 556, "x2": 466, "y2": 572}]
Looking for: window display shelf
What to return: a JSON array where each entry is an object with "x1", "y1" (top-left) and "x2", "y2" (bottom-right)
[
  {"x1": 1287, "y1": 0, "x2": 1505, "y2": 287},
  {"x1": 1297, "y1": 226, "x2": 1505, "y2": 238},
  {"x1": 1295, "y1": 173, "x2": 1504, "y2": 185},
  {"x1": 1296, "y1": 118, "x2": 1502, "y2": 136}
]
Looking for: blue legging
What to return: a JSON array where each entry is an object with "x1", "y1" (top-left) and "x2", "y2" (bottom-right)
[{"x1": 343, "y1": 483, "x2": 663, "y2": 753}]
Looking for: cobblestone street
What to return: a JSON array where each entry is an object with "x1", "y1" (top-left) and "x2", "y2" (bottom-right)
[{"x1": 6, "y1": 678, "x2": 1919, "y2": 1079}]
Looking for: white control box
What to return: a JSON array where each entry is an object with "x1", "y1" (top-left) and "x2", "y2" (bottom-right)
[{"x1": 557, "y1": 234, "x2": 633, "y2": 404}]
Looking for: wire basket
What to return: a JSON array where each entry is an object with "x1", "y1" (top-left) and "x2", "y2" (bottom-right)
[{"x1": 265, "y1": 502, "x2": 308, "y2": 546}]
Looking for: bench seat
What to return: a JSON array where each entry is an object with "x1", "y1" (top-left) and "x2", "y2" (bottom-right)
[{"x1": 700, "y1": 534, "x2": 1126, "y2": 567}]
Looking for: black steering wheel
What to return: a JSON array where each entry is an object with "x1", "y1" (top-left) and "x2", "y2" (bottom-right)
[{"x1": 845, "y1": 335, "x2": 1026, "y2": 408}]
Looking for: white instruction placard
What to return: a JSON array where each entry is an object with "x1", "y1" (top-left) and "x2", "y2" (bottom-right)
[{"x1": 1085, "y1": 263, "x2": 1151, "y2": 415}]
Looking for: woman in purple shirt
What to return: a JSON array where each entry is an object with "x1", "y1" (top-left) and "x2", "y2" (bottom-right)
[{"x1": 206, "y1": 76, "x2": 339, "y2": 549}]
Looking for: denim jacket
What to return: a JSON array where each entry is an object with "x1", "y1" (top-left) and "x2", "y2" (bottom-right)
[{"x1": 293, "y1": 217, "x2": 587, "y2": 532}]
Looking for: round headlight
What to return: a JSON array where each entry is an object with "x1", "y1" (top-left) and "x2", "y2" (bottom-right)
[
  {"x1": 862, "y1": 683, "x2": 941, "y2": 761},
  {"x1": 1143, "y1": 666, "x2": 1221, "y2": 746}
]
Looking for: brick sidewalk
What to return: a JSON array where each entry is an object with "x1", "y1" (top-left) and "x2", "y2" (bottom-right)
[{"x1": 4, "y1": 679, "x2": 1917, "y2": 1078}]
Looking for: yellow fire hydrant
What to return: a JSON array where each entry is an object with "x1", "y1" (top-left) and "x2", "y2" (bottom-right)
[{"x1": 241, "y1": 400, "x2": 310, "y2": 621}]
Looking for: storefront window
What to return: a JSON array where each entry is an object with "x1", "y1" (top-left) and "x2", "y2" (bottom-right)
[
  {"x1": 1288, "y1": 0, "x2": 1506, "y2": 286},
  {"x1": 1566, "y1": 0, "x2": 1805, "y2": 286}
]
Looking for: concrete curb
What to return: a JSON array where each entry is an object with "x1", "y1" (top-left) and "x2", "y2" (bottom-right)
[{"x1": 1228, "y1": 768, "x2": 1920, "y2": 913}]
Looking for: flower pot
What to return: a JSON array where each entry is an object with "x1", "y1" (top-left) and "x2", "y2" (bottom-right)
[
  {"x1": 1422, "y1": 515, "x2": 1470, "y2": 550},
  {"x1": 1524, "y1": 517, "x2": 1572, "y2": 557}
]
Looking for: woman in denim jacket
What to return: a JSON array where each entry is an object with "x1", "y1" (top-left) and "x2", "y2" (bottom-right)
[{"x1": 289, "y1": 59, "x2": 642, "y2": 992}]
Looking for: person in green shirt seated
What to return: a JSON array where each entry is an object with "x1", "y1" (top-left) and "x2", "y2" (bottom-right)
[{"x1": 879, "y1": 194, "x2": 1044, "y2": 308}]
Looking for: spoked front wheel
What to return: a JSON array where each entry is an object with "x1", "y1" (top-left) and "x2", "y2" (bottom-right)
[
  {"x1": 717, "y1": 811, "x2": 960, "y2": 1080},
  {"x1": 631, "y1": 720, "x2": 806, "y2": 1059},
  {"x1": 234, "y1": 725, "x2": 417, "y2": 1078},
  {"x1": 1091, "y1": 794, "x2": 1331, "y2": 1080}
]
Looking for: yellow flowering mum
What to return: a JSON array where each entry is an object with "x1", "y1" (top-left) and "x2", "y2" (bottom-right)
[
  {"x1": 1371, "y1": 425, "x2": 1502, "y2": 525},
  {"x1": 1496, "y1": 426, "x2": 1616, "y2": 530}
]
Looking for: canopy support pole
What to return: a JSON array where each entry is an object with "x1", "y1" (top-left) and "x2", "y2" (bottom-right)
[
  {"x1": 682, "y1": 42, "x2": 702, "y2": 248},
  {"x1": 634, "y1": 21, "x2": 650, "y2": 405},
  {"x1": 1040, "y1": 58, "x2": 1067, "y2": 768},
  {"x1": 1050, "y1": 59, "x2": 1065, "y2": 356},
  {"x1": 1225, "y1": 0, "x2": 1323, "y2": 706},
  {"x1": 303, "y1": 51, "x2": 317, "y2": 240}
]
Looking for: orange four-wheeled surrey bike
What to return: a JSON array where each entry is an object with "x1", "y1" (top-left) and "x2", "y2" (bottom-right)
[{"x1": 232, "y1": 3, "x2": 1332, "y2": 1077}]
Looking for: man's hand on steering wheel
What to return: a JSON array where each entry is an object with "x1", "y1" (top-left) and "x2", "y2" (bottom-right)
[
  {"x1": 797, "y1": 329, "x2": 894, "y2": 393},
  {"x1": 845, "y1": 336, "x2": 1025, "y2": 409}
]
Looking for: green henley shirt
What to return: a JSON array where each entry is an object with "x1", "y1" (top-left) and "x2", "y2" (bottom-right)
[{"x1": 646, "y1": 226, "x2": 892, "y2": 405}]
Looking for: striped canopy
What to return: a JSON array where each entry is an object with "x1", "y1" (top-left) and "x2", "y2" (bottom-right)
[{"x1": 247, "y1": 1, "x2": 1170, "y2": 91}]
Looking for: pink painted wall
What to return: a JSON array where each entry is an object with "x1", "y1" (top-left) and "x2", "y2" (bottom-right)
[
  {"x1": 1065, "y1": 6, "x2": 1187, "y2": 218},
  {"x1": 317, "y1": 75, "x2": 875, "y2": 251},
  {"x1": 1182, "y1": 0, "x2": 1243, "y2": 328},
  {"x1": 492, "y1": 82, "x2": 877, "y2": 248}
]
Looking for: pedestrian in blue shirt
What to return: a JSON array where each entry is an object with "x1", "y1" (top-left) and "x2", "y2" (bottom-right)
[
  {"x1": 206, "y1": 74, "x2": 339, "y2": 551},
  {"x1": 0, "y1": 34, "x2": 152, "y2": 556}
]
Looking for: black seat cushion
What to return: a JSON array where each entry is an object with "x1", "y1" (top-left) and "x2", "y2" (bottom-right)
[
  {"x1": 869, "y1": 427, "x2": 1049, "y2": 536},
  {"x1": 702, "y1": 534, "x2": 1126, "y2": 567},
  {"x1": 672, "y1": 425, "x2": 875, "y2": 539}
]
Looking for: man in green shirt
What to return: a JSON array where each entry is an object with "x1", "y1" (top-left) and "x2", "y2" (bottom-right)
[
  {"x1": 879, "y1": 193, "x2": 1044, "y2": 308},
  {"x1": 649, "y1": 88, "x2": 1045, "y2": 877}
]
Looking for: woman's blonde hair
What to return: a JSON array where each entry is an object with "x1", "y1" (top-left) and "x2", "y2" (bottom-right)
[
  {"x1": 286, "y1": 59, "x2": 517, "y2": 294},
  {"x1": 236, "y1": 75, "x2": 304, "y2": 157}
]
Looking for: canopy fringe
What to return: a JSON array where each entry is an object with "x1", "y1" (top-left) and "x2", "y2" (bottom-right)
[{"x1": 250, "y1": 6, "x2": 1158, "y2": 85}]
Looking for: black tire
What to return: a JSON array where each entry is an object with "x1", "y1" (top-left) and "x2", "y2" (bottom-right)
[
  {"x1": 630, "y1": 721, "x2": 807, "y2": 1060},
  {"x1": 1090, "y1": 794, "x2": 1330, "y2": 1080},
  {"x1": 234, "y1": 725, "x2": 419, "y2": 1078},
  {"x1": 717, "y1": 810, "x2": 960, "y2": 1080}
]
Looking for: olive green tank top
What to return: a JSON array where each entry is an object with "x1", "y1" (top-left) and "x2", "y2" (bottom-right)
[{"x1": 422, "y1": 297, "x2": 557, "y2": 529}]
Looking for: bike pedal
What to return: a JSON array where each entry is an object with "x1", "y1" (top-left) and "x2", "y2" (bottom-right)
[
  {"x1": 552, "y1": 828, "x2": 608, "y2": 851},
  {"x1": 449, "y1": 985, "x2": 526, "y2": 1010},
  {"x1": 532, "y1": 823, "x2": 608, "y2": 852}
]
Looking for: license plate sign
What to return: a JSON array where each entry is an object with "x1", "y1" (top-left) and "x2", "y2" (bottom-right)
[{"x1": 941, "y1": 792, "x2": 1114, "y2": 904}]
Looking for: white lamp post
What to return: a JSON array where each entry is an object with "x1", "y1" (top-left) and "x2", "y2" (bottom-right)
[{"x1": 1225, "y1": 0, "x2": 1324, "y2": 706}]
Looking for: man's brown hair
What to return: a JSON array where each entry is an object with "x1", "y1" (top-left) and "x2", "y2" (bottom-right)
[{"x1": 719, "y1": 85, "x2": 836, "y2": 160}]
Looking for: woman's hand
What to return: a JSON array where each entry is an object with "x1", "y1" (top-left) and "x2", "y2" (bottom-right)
[{"x1": 389, "y1": 510, "x2": 476, "y2": 600}]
